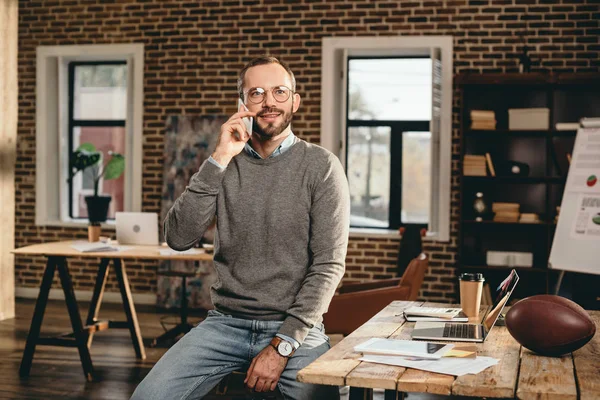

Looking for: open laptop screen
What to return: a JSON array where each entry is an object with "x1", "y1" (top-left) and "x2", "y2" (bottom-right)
[{"x1": 482, "y1": 269, "x2": 520, "y2": 335}]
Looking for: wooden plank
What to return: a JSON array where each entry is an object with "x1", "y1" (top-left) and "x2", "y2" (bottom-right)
[
  {"x1": 0, "y1": 0, "x2": 18, "y2": 322},
  {"x1": 574, "y1": 311, "x2": 600, "y2": 400},
  {"x1": 516, "y1": 347, "x2": 577, "y2": 400},
  {"x1": 452, "y1": 323, "x2": 520, "y2": 398},
  {"x1": 297, "y1": 301, "x2": 420, "y2": 387},
  {"x1": 12, "y1": 241, "x2": 214, "y2": 261}
]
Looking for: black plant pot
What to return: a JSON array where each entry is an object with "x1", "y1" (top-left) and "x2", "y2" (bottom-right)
[{"x1": 85, "y1": 195, "x2": 112, "y2": 223}]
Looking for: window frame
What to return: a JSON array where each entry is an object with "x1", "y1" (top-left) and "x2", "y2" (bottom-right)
[
  {"x1": 321, "y1": 36, "x2": 453, "y2": 241},
  {"x1": 345, "y1": 55, "x2": 431, "y2": 231},
  {"x1": 67, "y1": 60, "x2": 127, "y2": 221},
  {"x1": 35, "y1": 44, "x2": 144, "y2": 228}
]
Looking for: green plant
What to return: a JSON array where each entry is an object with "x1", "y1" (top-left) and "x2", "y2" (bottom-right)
[{"x1": 68, "y1": 143, "x2": 125, "y2": 197}]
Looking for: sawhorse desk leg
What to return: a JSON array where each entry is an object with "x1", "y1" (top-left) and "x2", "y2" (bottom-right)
[
  {"x1": 19, "y1": 256, "x2": 95, "y2": 381},
  {"x1": 85, "y1": 258, "x2": 145, "y2": 360}
]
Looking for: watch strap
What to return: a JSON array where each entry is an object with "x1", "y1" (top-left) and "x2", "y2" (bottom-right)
[{"x1": 270, "y1": 336, "x2": 295, "y2": 357}]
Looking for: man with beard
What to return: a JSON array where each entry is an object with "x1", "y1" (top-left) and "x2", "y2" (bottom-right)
[{"x1": 131, "y1": 57, "x2": 349, "y2": 400}]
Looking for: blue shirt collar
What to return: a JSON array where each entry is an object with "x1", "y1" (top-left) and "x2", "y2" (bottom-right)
[{"x1": 244, "y1": 132, "x2": 296, "y2": 159}]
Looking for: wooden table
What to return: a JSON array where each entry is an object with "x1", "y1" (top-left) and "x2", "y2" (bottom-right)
[
  {"x1": 12, "y1": 241, "x2": 213, "y2": 381},
  {"x1": 298, "y1": 301, "x2": 600, "y2": 399}
]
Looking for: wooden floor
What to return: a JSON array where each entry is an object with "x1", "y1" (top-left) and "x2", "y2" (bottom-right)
[{"x1": 0, "y1": 298, "x2": 198, "y2": 400}]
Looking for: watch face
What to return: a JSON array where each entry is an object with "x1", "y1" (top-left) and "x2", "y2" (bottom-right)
[{"x1": 278, "y1": 341, "x2": 293, "y2": 356}]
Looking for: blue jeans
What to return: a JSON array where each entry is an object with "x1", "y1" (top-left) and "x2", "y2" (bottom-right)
[{"x1": 131, "y1": 310, "x2": 340, "y2": 400}]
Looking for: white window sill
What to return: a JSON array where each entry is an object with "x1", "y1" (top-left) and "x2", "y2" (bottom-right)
[
  {"x1": 350, "y1": 227, "x2": 400, "y2": 239},
  {"x1": 36, "y1": 219, "x2": 116, "y2": 230},
  {"x1": 349, "y1": 227, "x2": 439, "y2": 241}
]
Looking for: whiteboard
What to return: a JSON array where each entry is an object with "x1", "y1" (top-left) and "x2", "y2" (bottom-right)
[{"x1": 549, "y1": 126, "x2": 600, "y2": 276}]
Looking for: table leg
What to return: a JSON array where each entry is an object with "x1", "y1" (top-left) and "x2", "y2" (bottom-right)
[
  {"x1": 113, "y1": 258, "x2": 146, "y2": 360},
  {"x1": 85, "y1": 258, "x2": 110, "y2": 348},
  {"x1": 349, "y1": 387, "x2": 372, "y2": 400},
  {"x1": 56, "y1": 257, "x2": 94, "y2": 381},
  {"x1": 384, "y1": 389, "x2": 401, "y2": 400},
  {"x1": 19, "y1": 256, "x2": 57, "y2": 378}
]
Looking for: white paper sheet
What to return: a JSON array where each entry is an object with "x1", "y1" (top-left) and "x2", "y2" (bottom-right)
[
  {"x1": 158, "y1": 248, "x2": 206, "y2": 256},
  {"x1": 360, "y1": 354, "x2": 499, "y2": 376},
  {"x1": 71, "y1": 241, "x2": 132, "y2": 253}
]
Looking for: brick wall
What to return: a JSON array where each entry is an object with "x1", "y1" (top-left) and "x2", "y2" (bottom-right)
[{"x1": 16, "y1": 0, "x2": 599, "y2": 303}]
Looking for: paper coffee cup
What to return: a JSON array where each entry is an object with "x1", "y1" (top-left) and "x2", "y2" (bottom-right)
[{"x1": 459, "y1": 273, "x2": 484, "y2": 318}]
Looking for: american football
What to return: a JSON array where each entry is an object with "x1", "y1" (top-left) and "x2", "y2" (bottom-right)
[{"x1": 505, "y1": 295, "x2": 596, "y2": 357}]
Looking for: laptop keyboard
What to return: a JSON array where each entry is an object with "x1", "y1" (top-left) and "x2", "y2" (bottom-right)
[{"x1": 443, "y1": 323, "x2": 478, "y2": 338}]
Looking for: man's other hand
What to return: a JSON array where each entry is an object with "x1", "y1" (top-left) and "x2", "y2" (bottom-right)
[{"x1": 244, "y1": 344, "x2": 287, "y2": 392}]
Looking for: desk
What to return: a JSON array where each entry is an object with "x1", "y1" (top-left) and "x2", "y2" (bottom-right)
[
  {"x1": 298, "y1": 301, "x2": 600, "y2": 399},
  {"x1": 12, "y1": 241, "x2": 213, "y2": 381}
]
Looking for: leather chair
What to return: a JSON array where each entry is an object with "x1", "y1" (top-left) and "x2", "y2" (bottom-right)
[{"x1": 323, "y1": 253, "x2": 429, "y2": 336}]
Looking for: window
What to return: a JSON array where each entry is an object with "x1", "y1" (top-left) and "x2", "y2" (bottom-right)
[
  {"x1": 69, "y1": 62, "x2": 127, "y2": 220},
  {"x1": 346, "y1": 57, "x2": 431, "y2": 230},
  {"x1": 35, "y1": 44, "x2": 144, "y2": 228},
  {"x1": 321, "y1": 37, "x2": 453, "y2": 241}
]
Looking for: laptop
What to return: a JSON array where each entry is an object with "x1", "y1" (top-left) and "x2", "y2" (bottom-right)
[
  {"x1": 115, "y1": 212, "x2": 159, "y2": 246},
  {"x1": 411, "y1": 269, "x2": 519, "y2": 342}
]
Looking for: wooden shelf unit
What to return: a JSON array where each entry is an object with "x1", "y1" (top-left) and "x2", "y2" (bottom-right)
[{"x1": 457, "y1": 72, "x2": 600, "y2": 300}]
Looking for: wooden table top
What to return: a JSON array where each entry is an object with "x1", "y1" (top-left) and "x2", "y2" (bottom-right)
[
  {"x1": 12, "y1": 241, "x2": 214, "y2": 261},
  {"x1": 298, "y1": 301, "x2": 600, "y2": 399}
]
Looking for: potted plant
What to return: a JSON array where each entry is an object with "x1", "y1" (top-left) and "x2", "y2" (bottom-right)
[{"x1": 68, "y1": 143, "x2": 125, "y2": 224}]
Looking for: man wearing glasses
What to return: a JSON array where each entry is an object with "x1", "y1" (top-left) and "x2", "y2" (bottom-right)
[{"x1": 132, "y1": 57, "x2": 349, "y2": 399}]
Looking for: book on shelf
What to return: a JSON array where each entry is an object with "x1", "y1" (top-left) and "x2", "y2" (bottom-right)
[
  {"x1": 519, "y1": 213, "x2": 540, "y2": 223},
  {"x1": 493, "y1": 202, "x2": 520, "y2": 222},
  {"x1": 470, "y1": 110, "x2": 496, "y2": 119},
  {"x1": 470, "y1": 110, "x2": 497, "y2": 130},
  {"x1": 464, "y1": 169, "x2": 487, "y2": 177},
  {"x1": 463, "y1": 155, "x2": 488, "y2": 176},
  {"x1": 485, "y1": 153, "x2": 496, "y2": 177},
  {"x1": 581, "y1": 117, "x2": 600, "y2": 128},
  {"x1": 492, "y1": 202, "x2": 520, "y2": 212},
  {"x1": 555, "y1": 122, "x2": 580, "y2": 131}
]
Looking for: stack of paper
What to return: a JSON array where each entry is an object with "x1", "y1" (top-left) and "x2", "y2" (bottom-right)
[
  {"x1": 360, "y1": 354, "x2": 499, "y2": 376},
  {"x1": 71, "y1": 241, "x2": 120, "y2": 253},
  {"x1": 354, "y1": 338, "x2": 454, "y2": 359},
  {"x1": 404, "y1": 307, "x2": 468, "y2": 322},
  {"x1": 464, "y1": 155, "x2": 487, "y2": 176},
  {"x1": 470, "y1": 110, "x2": 497, "y2": 130},
  {"x1": 493, "y1": 202, "x2": 520, "y2": 222}
]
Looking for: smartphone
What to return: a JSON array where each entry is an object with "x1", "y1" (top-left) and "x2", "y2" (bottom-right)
[{"x1": 238, "y1": 99, "x2": 253, "y2": 136}]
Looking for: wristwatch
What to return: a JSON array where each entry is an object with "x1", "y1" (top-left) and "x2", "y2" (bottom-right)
[{"x1": 270, "y1": 337, "x2": 296, "y2": 357}]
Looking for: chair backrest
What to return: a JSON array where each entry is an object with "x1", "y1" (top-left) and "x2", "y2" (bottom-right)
[{"x1": 398, "y1": 253, "x2": 428, "y2": 300}]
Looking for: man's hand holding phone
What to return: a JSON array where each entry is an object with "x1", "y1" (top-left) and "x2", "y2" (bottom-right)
[{"x1": 211, "y1": 101, "x2": 256, "y2": 167}]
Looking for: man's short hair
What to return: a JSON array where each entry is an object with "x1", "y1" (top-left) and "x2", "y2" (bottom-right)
[{"x1": 237, "y1": 56, "x2": 296, "y2": 99}]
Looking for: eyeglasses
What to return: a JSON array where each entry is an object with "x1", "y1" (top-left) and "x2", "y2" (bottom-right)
[{"x1": 243, "y1": 86, "x2": 293, "y2": 104}]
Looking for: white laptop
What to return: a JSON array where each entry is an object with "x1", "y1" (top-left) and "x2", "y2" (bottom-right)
[
  {"x1": 115, "y1": 212, "x2": 159, "y2": 246},
  {"x1": 411, "y1": 270, "x2": 519, "y2": 343}
]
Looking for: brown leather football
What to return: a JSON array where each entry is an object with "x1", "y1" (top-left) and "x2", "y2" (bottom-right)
[{"x1": 505, "y1": 295, "x2": 596, "y2": 357}]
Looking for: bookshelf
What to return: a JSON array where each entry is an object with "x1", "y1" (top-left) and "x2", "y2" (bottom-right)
[{"x1": 457, "y1": 72, "x2": 600, "y2": 301}]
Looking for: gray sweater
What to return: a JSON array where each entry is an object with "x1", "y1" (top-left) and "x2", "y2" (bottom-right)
[{"x1": 164, "y1": 139, "x2": 350, "y2": 343}]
